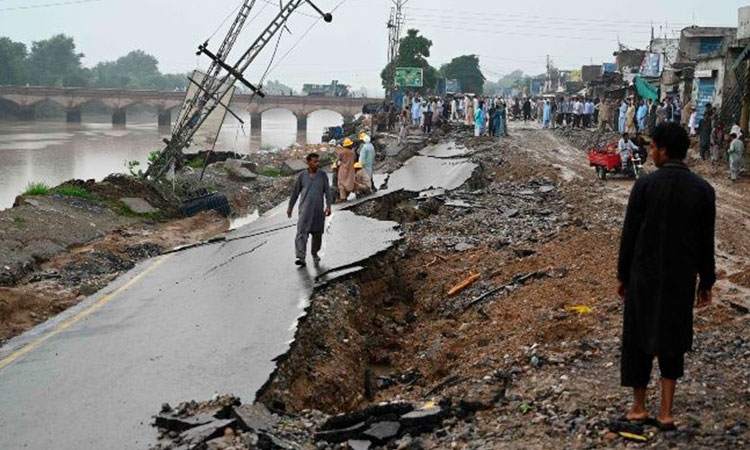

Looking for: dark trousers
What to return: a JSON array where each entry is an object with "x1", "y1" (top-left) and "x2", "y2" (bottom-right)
[
  {"x1": 295, "y1": 231, "x2": 322, "y2": 260},
  {"x1": 573, "y1": 114, "x2": 581, "y2": 127},
  {"x1": 621, "y1": 341, "x2": 685, "y2": 387},
  {"x1": 423, "y1": 112, "x2": 433, "y2": 133}
]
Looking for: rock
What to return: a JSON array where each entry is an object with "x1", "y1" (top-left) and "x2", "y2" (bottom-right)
[
  {"x1": 400, "y1": 407, "x2": 445, "y2": 432},
  {"x1": 281, "y1": 160, "x2": 308, "y2": 176},
  {"x1": 315, "y1": 422, "x2": 369, "y2": 443},
  {"x1": 321, "y1": 402, "x2": 414, "y2": 431},
  {"x1": 120, "y1": 197, "x2": 158, "y2": 214},
  {"x1": 459, "y1": 384, "x2": 505, "y2": 412},
  {"x1": 179, "y1": 419, "x2": 236, "y2": 445},
  {"x1": 604, "y1": 431, "x2": 618, "y2": 441},
  {"x1": 225, "y1": 158, "x2": 257, "y2": 173},
  {"x1": 228, "y1": 166, "x2": 258, "y2": 182},
  {"x1": 503, "y1": 208, "x2": 520, "y2": 218},
  {"x1": 539, "y1": 186, "x2": 555, "y2": 194},
  {"x1": 232, "y1": 404, "x2": 279, "y2": 433},
  {"x1": 347, "y1": 439, "x2": 372, "y2": 450},
  {"x1": 454, "y1": 242, "x2": 475, "y2": 252},
  {"x1": 257, "y1": 431, "x2": 295, "y2": 449},
  {"x1": 362, "y1": 421, "x2": 400, "y2": 443}
]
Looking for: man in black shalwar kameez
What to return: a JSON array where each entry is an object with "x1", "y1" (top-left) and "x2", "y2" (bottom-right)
[{"x1": 617, "y1": 122, "x2": 716, "y2": 430}]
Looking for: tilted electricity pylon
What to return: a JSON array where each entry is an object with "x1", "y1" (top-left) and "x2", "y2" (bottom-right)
[{"x1": 146, "y1": 0, "x2": 333, "y2": 179}]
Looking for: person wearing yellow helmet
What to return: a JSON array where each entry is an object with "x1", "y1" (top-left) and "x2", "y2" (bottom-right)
[{"x1": 336, "y1": 138, "x2": 356, "y2": 201}]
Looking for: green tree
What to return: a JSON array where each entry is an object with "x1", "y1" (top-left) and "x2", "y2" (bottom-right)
[
  {"x1": 92, "y1": 50, "x2": 163, "y2": 89},
  {"x1": 439, "y1": 55, "x2": 485, "y2": 95},
  {"x1": 0, "y1": 37, "x2": 28, "y2": 85},
  {"x1": 381, "y1": 29, "x2": 437, "y2": 96},
  {"x1": 26, "y1": 34, "x2": 89, "y2": 87}
]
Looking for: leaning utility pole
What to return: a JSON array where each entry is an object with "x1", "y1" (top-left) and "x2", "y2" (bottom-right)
[
  {"x1": 386, "y1": 0, "x2": 408, "y2": 99},
  {"x1": 146, "y1": 0, "x2": 333, "y2": 179}
]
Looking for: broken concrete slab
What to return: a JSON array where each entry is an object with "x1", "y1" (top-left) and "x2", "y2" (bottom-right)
[
  {"x1": 228, "y1": 166, "x2": 258, "y2": 182},
  {"x1": 179, "y1": 418, "x2": 236, "y2": 445},
  {"x1": 224, "y1": 159, "x2": 257, "y2": 172},
  {"x1": 418, "y1": 142, "x2": 470, "y2": 159},
  {"x1": 399, "y1": 407, "x2": 446, "y2": 432},
  {"x1": 387, "y1": 157, "x2": 477, "y2": 193},
  {"x1": 153, "y1": 411, "x2": 218, "y2": 432},
  {"x1": 280, "y1": 160, "x2": 308, "y2": 176},
  {"x1": 120, "y1": 197, "x2": 158, "y2": 214},
  {"x1": 232, "y1": 404, "x2": 279, "y2": 433},
  {"x1": 362, "y1": 421, "x2": 400, "y2": 443},
  {"x1": 321, "y1": 402, "x2": 414, "y2": 431},
  {"x1": 314, "y1": 421, "x2": 368, "y2": 443}
]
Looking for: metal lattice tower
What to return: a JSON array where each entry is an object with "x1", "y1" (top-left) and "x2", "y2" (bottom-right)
[{"x1": 147, "y1": 0, "x2": 332, "y2": 178}]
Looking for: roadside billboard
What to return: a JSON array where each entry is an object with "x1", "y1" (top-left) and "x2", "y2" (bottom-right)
[{"x1": 395, "y1": 67, "x2": 424, "y2": 88}]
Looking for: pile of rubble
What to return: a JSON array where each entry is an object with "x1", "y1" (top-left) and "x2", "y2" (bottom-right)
[{"x1": 150, "y1": 396, "x2": 474, "y2": 450}]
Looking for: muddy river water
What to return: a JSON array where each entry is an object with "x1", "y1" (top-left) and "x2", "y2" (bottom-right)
[{"x1": 0, "y1": 109, "x2": 343, "y2": 209}]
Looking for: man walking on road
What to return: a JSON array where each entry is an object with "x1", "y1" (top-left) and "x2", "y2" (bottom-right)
[
  {"x1": 617, "y1": 122, "x2": 716, "y2": 430},
  {"x1": 727, "y1": 132, "x2": 744, "y2": 182},
  {"x1": 288, "y1": 153, "x2": 332, "y2": 267}
]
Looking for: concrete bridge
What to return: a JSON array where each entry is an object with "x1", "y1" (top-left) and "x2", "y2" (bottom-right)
[{"x1": 0, "y1": 86, "x2": 379, "y2": 133}]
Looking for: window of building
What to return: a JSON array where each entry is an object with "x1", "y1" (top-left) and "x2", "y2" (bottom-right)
[{"x1": 699, "y1": 37, "x2": 723, "y2": 55}]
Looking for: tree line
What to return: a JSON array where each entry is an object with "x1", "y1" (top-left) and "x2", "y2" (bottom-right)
[{"x1": 0, "y1": 34, "x2": 188, "y2": 90}]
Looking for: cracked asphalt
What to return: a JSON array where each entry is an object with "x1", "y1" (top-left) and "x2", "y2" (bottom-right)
[{"x1": 0, "y1": 147, "x2": 477, "y2": 450}]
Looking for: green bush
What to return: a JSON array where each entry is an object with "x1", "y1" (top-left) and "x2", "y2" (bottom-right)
[
  {"x1": 53, "y1": 185, "x2": 93, "y2": 200},
  {"x1": 186, "y1": 158, "x2": 205, "y2": 169},
  {"x1": 23, "y1": 182, "x2": 50, "y2": 196}
]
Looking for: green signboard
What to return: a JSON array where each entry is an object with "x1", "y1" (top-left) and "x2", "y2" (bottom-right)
[{"x1": 395, "y1": 67, "x2": 423, "y2": 88}]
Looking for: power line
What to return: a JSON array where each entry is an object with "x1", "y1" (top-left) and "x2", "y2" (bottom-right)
[
  {"x1": 402, "y1": 5, "x2": 701, "y2": 27},
  {"x1": 0, "y1": 0, "x2": 104, "y2": 11}
]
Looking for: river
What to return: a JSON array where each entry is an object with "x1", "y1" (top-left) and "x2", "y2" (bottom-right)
[{"x1": 0, "y1": 109, "x2": 343, "y2": 209}]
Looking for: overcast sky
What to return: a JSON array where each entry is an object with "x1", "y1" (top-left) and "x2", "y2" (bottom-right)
[{"x1": 0, "y1": 0, "x2": 744, "y2": 95}]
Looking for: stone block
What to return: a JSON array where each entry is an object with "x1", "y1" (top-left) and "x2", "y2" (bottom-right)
[{"x1": 120, "y1": 197, "x2": 158, "y2": 214}]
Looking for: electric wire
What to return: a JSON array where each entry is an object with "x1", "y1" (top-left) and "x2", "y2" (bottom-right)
[{"x1": 0, "y1": 0, "x2": 103, "y2": 11}]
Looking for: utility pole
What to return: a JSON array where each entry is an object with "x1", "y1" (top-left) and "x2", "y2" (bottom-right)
[{"x1": 387, "y1": 0, "x2": 408, "y2": 99}]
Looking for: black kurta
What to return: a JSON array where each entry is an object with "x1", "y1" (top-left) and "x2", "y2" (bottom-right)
[{"x1": 617, "y1": 161, "x2": 716, "y2": 356}]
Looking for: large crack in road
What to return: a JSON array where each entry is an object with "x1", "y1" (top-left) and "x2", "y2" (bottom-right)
[{"x1": 0, "y1": 144, "x2": 477, "y2": 450}]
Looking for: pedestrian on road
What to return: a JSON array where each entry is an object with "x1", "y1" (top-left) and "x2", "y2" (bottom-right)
[
  {"x1": 411, "y1": 97, "x2": 422, "y2": 127},
  {"x1": 699, "y1": 104, "x2": 714, "y2": 161},
  {"x1": 688, "y1": 107, "x2": 698, "y2": 137},
  {"x1": 618, "y1": 100, "x2": 628, "y2": 134},
  {"x1": 617, "y1": 122, "x2": 716, "y2": 431},
  {"x1": 727, "y1": 132, "x2": 744, "y2": 181},
  {"x1": 522, "y1": 98, "x2": 531, "y2": 122},
  {"x1": 474, "y1": 102, "x2": 485, "y2": 137},
  {"x1": 288, "y1": 153, "x2": 333, "y2": 266},
  {"x1": 336, "y1": 138, "x2": 357, "y2": 201},
  {"x1": 543, "y1": 100, "x2": 551, "y2": 129},
  {"x1": 399, "y1": 108, "x2": 409, "y2": 145},
  {"x1": 637, "y1": 101, "x2": 648, "y2": 132},
  {"x1": 626, "y1": 100, "x2": 636, "y2": 134},
  {"x1": 359, "y1": 134, "x2": 375, "y2": 189}
]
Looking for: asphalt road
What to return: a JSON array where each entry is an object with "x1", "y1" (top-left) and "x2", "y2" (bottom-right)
[{"x1": 0, "y1": 144, "x2": 476, "y2": 450}]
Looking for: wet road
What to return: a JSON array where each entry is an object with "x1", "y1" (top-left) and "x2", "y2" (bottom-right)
[{"x1": 0, "y1": 142, "x2": 476, "y2": 450}]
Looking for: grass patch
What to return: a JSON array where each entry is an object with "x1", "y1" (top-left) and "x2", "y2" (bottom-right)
[
  {"x1": 186, "y1": 158, "x2": 205, "y2": 169},
  {"x1": 258, "y1": 167, "x2": 282, "y2": 177},
  {"x1": 23, "y1": 182, "x2": 50, "y2": 196},
  {"x1": 53, "y1": 185, "x2": 93, "y2": 200},
  {"x1": 13, "y1": 216, "x2": 26, "y2": 230}
]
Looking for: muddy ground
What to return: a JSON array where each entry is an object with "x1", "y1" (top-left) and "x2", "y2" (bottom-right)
[{"x1": 164, "y1": 124, "x2": 750, "y2": 450}]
